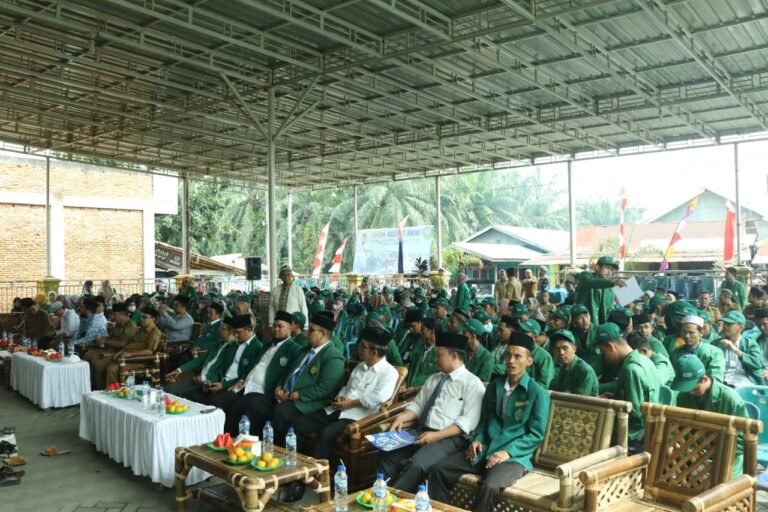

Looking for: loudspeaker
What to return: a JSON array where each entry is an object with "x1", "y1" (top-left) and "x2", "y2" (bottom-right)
[{"x1": 245, "y1": 257, "x2": 262, "y2": 281}]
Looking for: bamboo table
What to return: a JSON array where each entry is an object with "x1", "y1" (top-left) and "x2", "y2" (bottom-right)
[
  {"x1": 298, "y1": 488, "x2": 470, "y2": 512},
  {"x1": 175, "y1": 444, "x2": 331, "y2": 512}
]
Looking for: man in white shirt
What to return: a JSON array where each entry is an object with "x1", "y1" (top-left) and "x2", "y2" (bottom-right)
[
  {"x1": 52, "y1": 301, "x2": 80, "y2": 338},
  {"x1": 379, "y1": 332, "x2": 486, "y2": 493},
  {"x1": 311, "y1": 325, "x2": 399, "y2": 461},
  {"x1": 269, "y1": 266, "x2": 308, "y2": 327},
  {"x1": 223, "y1": 311, "x2": 301, "y2": 435}
]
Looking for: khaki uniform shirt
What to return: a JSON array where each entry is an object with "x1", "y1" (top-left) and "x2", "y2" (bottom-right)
[
  {"x1": 124, "y1": 325, "x2": 164, "y2": 352},
  {"x1": 113, "y1": 321, "x2": 138, "y2": 344}
]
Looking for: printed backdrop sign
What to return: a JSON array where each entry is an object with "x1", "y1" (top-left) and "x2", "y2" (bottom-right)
[{"x1": 352, "y1": 225, "x2": 434, "y2": 275}]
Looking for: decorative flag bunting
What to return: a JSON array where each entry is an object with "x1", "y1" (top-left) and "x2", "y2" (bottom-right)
[
  {"x1": 328, "y1": 237, "x2": 348, "y2": 281},
  {"x1": 397, "y1": 216, "x2": 408, "y2": 274},
  {"x1": 659, "y1": 195, "x2": 699, "y2": 271},
  {"x1": 724, "y1": 200, "x2": 736, "y2": 267},
  {"x1": 618, "y1": 187, "x2": 627, "y2": 271},
  {"x1": 311, "y1": 221, "x2": 330, "y2": 277}
]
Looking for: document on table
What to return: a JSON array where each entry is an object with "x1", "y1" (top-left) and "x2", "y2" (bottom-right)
[
  {"x1": 614, "y1": 277, "x2": 643, "y2": 306},
  {"x1": 366, "y1": 430, "x2": 417, "y2": 452}
]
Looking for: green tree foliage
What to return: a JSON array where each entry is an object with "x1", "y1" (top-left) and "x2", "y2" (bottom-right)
[{"x1": 577, "y1": 198, "x2": 645, "y2": 227}]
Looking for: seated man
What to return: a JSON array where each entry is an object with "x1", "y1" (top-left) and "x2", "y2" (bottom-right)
[
  {"x1": 428, "y1": 332, "x2": 550, "y2": 512},
  {"x1": 51, "y1": 300, "x2": 80, "y2": 340},
  {"x1": 191, "y1": 314, "x2": 262, "y2": 407},
  {"x1": 671, "y1": 354, "x2": 749, "y2": 476},
  {"x1": 517, "y1": 319, "x2": 555, "y2": 388},
  {"x1": 164, "y1": 316, "x2": 237, "y2": 398},
  {"x1": 379, "y1": 332, "x2": 485, "y2": 493},
  {"x1": 223, "y1": 311, "x2": 300, "y2": 435},
  {"x1": 406, "y1": 317, "x2": 439, "y2": 388},
  {"x1": 73, "y1": 297, "x2": 108, "y2": 351},
  {"x1": 491, "y1": 316, "x2": 514, "y2": 378},
  {"x1": 461, "y1": 319, "x2": 494, "y2": 382},
  {"x1": 105, "y1": 307, "x2": 164, "y2": 387},
  {"x1": 632, "y1": 313, "x2": 669, "y2": 357},
  {"x1": 569, "y1": 305, "x2": 598, "y2": 364},
  {"x1": 549, "y1": 329, "x2": 599, "y2": 396},
  {"x1": 595, "y1": 323, "x2": 660, "y2": 454},
  {"x1": 20, "y1": 297, "x2": 53, "y2": 341},
  {"x1": 627, "y1": 332, "x2": 674, "y2": 386},
  {"x1": 169, "y1": 301, "x2": 224, "y2": 369},
  {"x1": 89, "y1": 303, "x2": 139, "y2": 390},
  {"x1": 712, "y1": 311, "x2": 765, "y2": 387},
  {"x1": 290, "y1": 312, "x2": 308, "y2": 347},
  {"x1": 156, "y1": 295, "x2": 194, "y2": 345},
  {"x1": 669, "y1": 315, "x2": 725, "y2": 383},
  {"x1": 397, "y1": 308, "x2": 424, "y2": 365}
]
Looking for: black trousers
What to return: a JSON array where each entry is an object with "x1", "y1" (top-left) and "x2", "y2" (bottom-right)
[
  {"x1": 427, "y1": 451, "x2": 527, "y2": 512},
  {"x1": 378, "y1": 435, "x2": 468, "y2": 493},
  {"x1": 271, "y1": 402, "x2": 337, "y2": 454},
  {"x1": 314, "y1": 414, "x2": 352, "y2": 461},
  {"x1": 226, "y1": 392, "x2": 276, "y2": 436}
]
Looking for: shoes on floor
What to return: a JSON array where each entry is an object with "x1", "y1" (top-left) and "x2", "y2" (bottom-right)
[
  {"x1": 0, "y1": 441, "x2": 16, "y2": 456},
  {"x1": 0, "y1": 466, "x2": 24, "y2": 478},
  {"x1": 0, "y1": 474, "x2": 20, "y2": 487},
  {"x1": 3, "y1": 456, "x2": 25, "y2": 467},
  {"x1": 281, "y1": 481, "x2": 306, "y2": 503}
]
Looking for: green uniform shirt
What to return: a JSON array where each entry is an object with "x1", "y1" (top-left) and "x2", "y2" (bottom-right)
[
  {"x1": 491, "y1": 342, "x2": 508, "y2": 377},
  {"x1": 721, "y1": 279, "x2": 747, "y2": 309},
  {"x1": 650, "y1": 351, "x2": 674, "y2": 386},
  {"x1": 467, "y1": 345, "x2": 494, "y2": 382},
  {"x1": 406, "y1": 339, "x2": 438, "y2": 387},
  {"x1": 294, "y1": 331, "x2": 308, "y2": 348},
  {"x1": 179, "y1": 339, "x2": 233, "y2": 380},
  {"x1": 702, "y1": 329, "x2": 720, "y2": 344},
  {"x1": 676, "y1": 380, "x2": 748, "y2": 477},
  {"x1": 711, "y1": 335, "x2": 765, "y2": 386},
  {"x1": 193, "y1": 320, "x2": 222, "y2": 353},
  {"x1": 215, "y1": 336, "x2": 264, "y2": 389},
  {"x1": 330, "y1": 335, "x2": 346, "y2": 359},
  {"x1": 573, "y1": 324, "x2": 598, "y2": 362},
  {"x1": 455, "y1": 282, "x2": 472, "y2": 313},
  {"x1": 472, "y1": 373, "x2": 550, "y2": 470},
  {"x1": 574, "y1": 271, "x2": 616, "y2": 325},
  {"x1": 647, "y1": 336, "x2": 669, "y2": 358},
  {"x1": 386, "y1": 339, "x2": 403, "y2": 367},
  {"x1": 549, "y1": 356, "x2": 599, "y2": 397},
  {"x1": 527, "y1": 344, "x2": 555, "y2": 388},
  {"x1": 130, "y1": 309, "x2": 142, "y2": 326},
  {"x1": 282, "y1": 342, "x2": 345, "y2": 414},
  {"x1": 670, "y1": 342, "x2": 725, "y2": 383},
  {"x1": 616, "y1": 350, "x2": 660, "y2": 440},
  {"x1": 663, "y1": 333, "x2": 684, "y2": 354}
]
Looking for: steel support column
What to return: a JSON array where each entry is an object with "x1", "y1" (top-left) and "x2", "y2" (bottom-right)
[
  {"x1": 353, "y1": 185, "x2": 359, "y2": 240},
  {"x1": 267, "y1": 85, "x2": 278, "y2": 288},
  {"x1": 568, "y1": 160, "x2": 576, "y2": 268},
  {"x1": 287, "y1": 191, "x2": 293, "y2": 269},
  {"x1": 734, "y1": 143, "x2": 742, "y2": 266},
  {"x1": 45, "y1": 156, "x2": 51, "y2": 276},
  {"x1": 181, "y1": 173, "x2": 190, "y2": 275},
  {"x1": 436, "y1": 176, "x2": 443, "y2": 269}
]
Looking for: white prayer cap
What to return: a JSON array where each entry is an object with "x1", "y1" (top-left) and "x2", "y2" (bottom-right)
[{"x1": 682, "y1": 315, "x2": 704, "y2": 328}]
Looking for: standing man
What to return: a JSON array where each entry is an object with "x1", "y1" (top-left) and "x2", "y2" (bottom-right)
[
  {"x1": 669, "y1": 315, "x2": 724, "y2": 383},
  {"x1": 521, "y1": 269, "x2": 538, "y2": 300},
  {"x1": 379, "y1": 332, "x2": 485, "y2": 493},
  {"x1": 574, "y1": 256, "x2": 626, "y2": 326},
  {"x1": 721, "y1": 267, "x2": 748, "y2": 310},
  {"x1": 427, "y1": 332, "x2": 549, "y2": 512},
  {"x1": 455, "y1": 273, "x2": 472, "y2": 313},
  {"x1": 595, "y1": 323, "x2": 660, "y2": 454},
  {"x1": 494, "y1": 270, "x2": 509, "y2": 304},
  {"x1": 549, "y1": 329, "x2": 599, "y2": 396},
  {"x1": 269, "y1": 265, "x2": 308, "y2": 328},
  {"x1": 506, "y1": 268, "x2": 522, "y2": 302},
  {"x1": 712, "y1": 311, "x2": 765, "y2": 387}
]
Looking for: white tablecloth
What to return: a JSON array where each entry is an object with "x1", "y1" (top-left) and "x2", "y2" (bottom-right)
[
  {"x1": 79, "y1": 391, "x2": 225, "y2": 487},
  {"x1": 10, "y1": 352, "x2": 91, "y2": 408}
]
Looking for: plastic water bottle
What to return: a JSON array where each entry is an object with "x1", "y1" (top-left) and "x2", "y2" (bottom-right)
[
  {"x1": 141, "y1": 381, "x2": 151, "y2": 409},
  {"x1": 334, "y1": 464, "x2": 348, "y2": 512},
  {"x1": 372, "y1": 473, "x2": 388, "y2": 512},
  {"x1": 126, "y1": 372, "x2": 135, "y2": 399},
  {"x1": 262, "y1": 420, "x2": 274, "y2": 455},
  {"x1": 58, "y1": 341, "x2": 65, "y2": 356},
  {"x1": 414, "y1": 484, "x2": 431, "y2": 512},
  {"x1": 285, "y1": 427, "x2": 297, "y2": 466},
  {"x1": 155, "y1": 386, "x2": 166, "y2": 416},
  {"x1": 239, "y1": 415, "x2": 251, "y2": 437}
]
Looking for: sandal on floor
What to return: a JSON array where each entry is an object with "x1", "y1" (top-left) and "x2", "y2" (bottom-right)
[
  {"x1": 3, "y1": 456, "x2": 25, "y2": 467},
  {"x1": 40, "y1": 447, "x2": 71, "y2": 457},
  {"x1": 0, "y1": 474, "x2": 20, "y2": 487}
]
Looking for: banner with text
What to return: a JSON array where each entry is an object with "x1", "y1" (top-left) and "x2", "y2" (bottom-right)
[{"x1": 353, "y1": 225, "x2": 434, "y2": 275}]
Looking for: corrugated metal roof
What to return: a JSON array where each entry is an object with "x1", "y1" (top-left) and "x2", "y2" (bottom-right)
[
  {"x1": 450, "y1": 242, "x2": 545, "y2": 263},
  {"x1": 0, "y1": 0, "x2": 768, "y2": 188},
  {"x1": 464, "y1": 225, "x2": 570, "y2": 253}
]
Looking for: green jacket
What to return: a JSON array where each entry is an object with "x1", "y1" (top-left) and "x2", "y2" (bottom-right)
[
  {"x1": 647, "y1": 336, "x2": 669, "y2": 358},
  {"x1": 467, "y1": 345, "x2": 494, "y2": 382},
  {"x1": 711, "y1": 336, "x2": 765, "y2": 386},
  {"x1": 574, "y1": 271, "x2": 616, "y2": 325},
  {"x1": 455, "y1": 282, "x2": 471, "y2": 313},
  {"x1": 491, "y1": 342, "x2": 508, "y2": 377},
  {"x1": 527, "y1": 344, "x2": 555, "y2": 388},
  {"x1": 573, "y1": 324, "x2": 599, "y2": 362},
  {"x1": 130, "y1": 309, "x2": 142, "y2": 326},
  {"x1": 192, "y1": 320, "x2": 222, "y2": 352},
  {"x1": 282, "y1": 343, "x2": 346, "y2": 414},
  {"x1": 472, "y1": 373, "x2": 550, "y2": 470},
  {"x1": 396, "y1": 330, "x2": 420, "y2": 366},
  {"x1": 751, "y1": 332, "x2": 768, "y2": 369},
  {"x1": 255, "y1": 338, "x2": 302, "y2": 394},
  {"x1": 617, "y1": 350, "x2": 661, "y2": 440},
  {"x1": 178, "y1": 339, "x2": 234, "y2": 380},
  {"x1": 670, "y1": 342, "x2": 725, "y2": 383},
  {"x1": 214, "y1": 336, "x2": 264, "y2": 389},
  {"x1": 331, "y1": 335, "x2": 346, "y2": 359},
  {"x1": 549, "y1": 356, "x2": 599, "y2": 397},
  {"x1": 386, "y1": 339, "x2": 403, "y2": 367},
  {"x1": 407, "y1": 340, "x2": 438, "y2": 387},
  {"x1": 721, "y1": 279, "x2": 747, "y2": 309},
  {"x1": 676, "y1": 380, "x2": 748, "y2": 477},
  {"x1": 294, "y1": 331, "x2": 308, "y2": 348},
  {"x1": 650, "y1": 351, "x2": 675, "y2": 386}
]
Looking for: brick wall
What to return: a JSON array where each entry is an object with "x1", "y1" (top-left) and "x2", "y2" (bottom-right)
[{"x1": 0, "y1": 204, "x2": 46, "y2": 281}]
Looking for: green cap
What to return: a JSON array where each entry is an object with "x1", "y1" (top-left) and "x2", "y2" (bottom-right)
[
  {"x1": 432, "y1": 298, "x2": 450, "y2": 308},
  {"x1": 696, "y1": 309, "x2": 712, "y2": 324},
  {"x1": 648, "y1": 296, "x2": 666, "y2": 307},
  {"x1": 371, "y1": 285, "x2": 380, "y2": 294},
  {"x1": 722, "y1": 311, "x2": 746, "y2": 325},
  {"x1": 512, "y1": 302, "x2": 528, "y2": 319},
  {"x1": 413, "y1": 287, "x2": 426, "y2": 297},
  {"x1": 596, "y1": 323, "x2": 622, "y2": 344},
  {"x1": 519, "y1": 319, "x2": 541, "y2": 336},
  {"x1": 596, "y1": 256, "x2": 619, "y2": 269},
  {"x1": 552, "y1": 308, "x2": 571, "y2": 322},
  {"x1": 291, "y1": 311, "x2": 306, "y2": 327},
  {"x1": 308, "y1": 302, "x2": 324, "y2": 315},
  {"x1": 671, "y1": 354, "x2": 706, "y2": 393},
  {"x1": 571, "y1": 304, "x2": 589, "y2": 316},
  {"x1": 550, "y1": 329, "x2": 576, "y2": 345},
  {"x1": 481, "y1": 297, "x2": 497, "y2": 307},
  {"x1": 677, "y1": 303, "x2": 698, "y2": 317},
  {"x1": 473, "y1": 311, "x2": 490, "y2": 323},
  {"x1": 460, "y1": 318, "x2": 485, "y2": 336},
  {"x1": 382, "y1": 287, "x2": 392, "y2": 295}
]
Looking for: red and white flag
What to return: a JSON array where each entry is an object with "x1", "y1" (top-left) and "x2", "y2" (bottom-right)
[
  {"x1": 311, "y1": 221, "x2": 330, "y2": 277},
  {"x1": 619, "y1": 187, "x2": 627, "y2": 270},
  {"x1": 660, "y1": 195, "x2": 699, "y2": 271},
  {"x1": 724, "y1": 200, "x2": 736, "y2": 266},
  {"x1": 328, "y1": 238, "x2": 348, "y2": 280}
]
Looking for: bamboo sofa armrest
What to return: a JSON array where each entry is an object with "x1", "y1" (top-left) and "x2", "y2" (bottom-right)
[
  {"x1": 119, "y1": 353, "x2": 167, "y2": 364},
  {"x1": 556, "y1": 446, "x2": 627, "y2": 480},
  {"x1": 682, "y1": 475, "x2": 755, "y2": 512},
  {"x1": 343, "y1": 400, "x2": 413, "y2": 436},
  {"x1": 579, "y1": 452, "x2": 650, "y2": 512}
]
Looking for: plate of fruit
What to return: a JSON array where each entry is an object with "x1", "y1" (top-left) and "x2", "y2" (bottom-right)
[
  {"x1": 225, "y1": 446, "x2": 255, "y2": 465},
  {"x1": 208, "y1": 433, "x2": 233, "y2": 452},
  {"x1": 251, "y1": 452, "x2": 283, "y2": 471},
  {"x1": 167, "y1": 400, "x2": 189, "y2": 414},
  {"x1": 356, "y1": 490, "x2": 397, "y2": 508},
  {"x1": 109, "y1": 387, "x2": 131, "y2": 399},
  {"x1": 47, "y1": 353, "x2": 63, "y2": 362}
]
